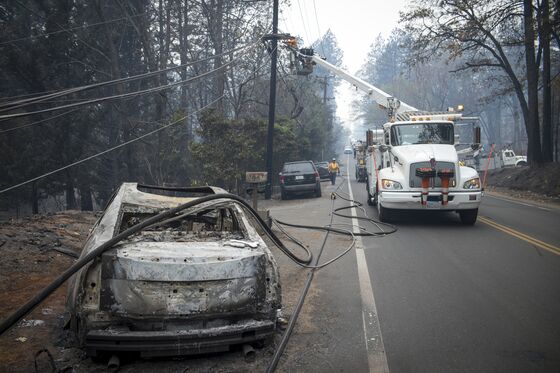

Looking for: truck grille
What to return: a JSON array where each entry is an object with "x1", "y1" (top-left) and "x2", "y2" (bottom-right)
[{"x1": 409, "y1": 162, "x2": 456, "y2": 188}]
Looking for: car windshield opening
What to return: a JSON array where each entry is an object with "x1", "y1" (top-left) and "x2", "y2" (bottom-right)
[
  {"x1": 117, "y1": 207, "x2": 245, "y2": 241},
  {"x1": 391, "y1": 123, "x2": 454, "y2": 146}
]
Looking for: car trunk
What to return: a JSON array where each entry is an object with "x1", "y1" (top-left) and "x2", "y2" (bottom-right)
[
  {"x1": 99, "y1": 242, "x2": 266, "y2": 320},
  {"x1": 283, "y1": 172, "x2": 316, "y2": 185}
]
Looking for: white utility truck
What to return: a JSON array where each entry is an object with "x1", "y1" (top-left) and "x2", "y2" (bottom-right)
[
  {"x1": 500, "y1": 149, "x2": 528, "y2": 167},
  {"x1": 290, "y1": 46, "x2": 482, "y2": 224}
]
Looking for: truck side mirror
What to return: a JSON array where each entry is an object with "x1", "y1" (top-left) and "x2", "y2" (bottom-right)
[
  {"x1": 474, "y1": 126, "x2": 481, "y2": 144},
  {"x1": 379, "y1": 144, "x2": 390, "y2": 153}
]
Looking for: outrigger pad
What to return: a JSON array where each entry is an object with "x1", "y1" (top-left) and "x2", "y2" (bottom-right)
[{"x1": 415, "y1": 167, "x2": 436, "y2": 178}]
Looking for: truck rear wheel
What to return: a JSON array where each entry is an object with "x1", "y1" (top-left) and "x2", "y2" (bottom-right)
[
  {"x1": 366, "y1": 179, "x2": 375, "y2": 206},
  {"x1": 459, "y1": 209, "x2": 478, "y2": 225}
]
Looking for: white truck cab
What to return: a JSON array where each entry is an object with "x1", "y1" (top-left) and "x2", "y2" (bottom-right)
[{"x1": 366, "y1": 120, "x2": 482, "y2": 224}]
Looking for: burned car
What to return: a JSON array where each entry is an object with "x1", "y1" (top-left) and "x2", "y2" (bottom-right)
[{"x1": 66, "y1": 183, "x2": 281, "y2": 358}]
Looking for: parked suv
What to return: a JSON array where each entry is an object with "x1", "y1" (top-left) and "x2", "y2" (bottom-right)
[
  {"x1": 314, "y1": 161, "x2": 330, "y2": 180},
  {"x1": 279, "y1": 161, "x2": 321, "y2": 199}
]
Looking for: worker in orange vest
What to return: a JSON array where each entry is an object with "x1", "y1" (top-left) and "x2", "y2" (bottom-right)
[{"x1": 327, "y1": 158, "x2": 340, "y2": 185}]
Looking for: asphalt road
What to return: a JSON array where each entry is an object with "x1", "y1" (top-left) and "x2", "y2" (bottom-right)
[
  {"x1": 269, "y1": 155, "x2": 560, "y2": 372},
  {"x1": 345, "y1": 155, "x2": 560, "y2": 372}
]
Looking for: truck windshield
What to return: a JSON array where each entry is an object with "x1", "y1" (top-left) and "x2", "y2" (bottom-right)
[{"x1": 391, "y1": 123, "x2": 454, "y2": 146}]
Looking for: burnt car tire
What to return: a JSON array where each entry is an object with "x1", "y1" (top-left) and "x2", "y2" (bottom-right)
[{"x1": 459, "y1": 209, "x2": 478, "y2": 225}]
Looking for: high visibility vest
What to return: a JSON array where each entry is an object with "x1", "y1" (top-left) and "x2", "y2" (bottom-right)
[{"x1": 328, "y1": 162, "x2": 339, "y2": 172}]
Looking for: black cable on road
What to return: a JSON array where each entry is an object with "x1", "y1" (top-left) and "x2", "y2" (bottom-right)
[
  {"x1": 265, "y1": 191, "x2": 337, "y2": 373},
  {"x1": 0, "y1": 193, "x2": 312, "y2": 336},
  {"x1": 265, "y1": 175, "x2": 398, "y2": 372}
]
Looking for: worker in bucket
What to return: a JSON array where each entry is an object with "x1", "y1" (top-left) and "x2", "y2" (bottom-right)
[{"x1": 328, "y1": 158, "x2": 340, "y2": 185}]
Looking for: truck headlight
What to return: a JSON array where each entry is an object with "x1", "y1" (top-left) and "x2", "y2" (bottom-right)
[
  {"x1": 463, "y1": 178, "x2": 480, "y2": 189},
  {"x1": 381, "y1": 179, "x2": 403, "y2": 190}
]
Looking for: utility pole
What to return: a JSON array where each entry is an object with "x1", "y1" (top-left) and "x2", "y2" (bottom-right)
[{"x1": 264, "y1": 0, "x2": 279, "y2": 200}]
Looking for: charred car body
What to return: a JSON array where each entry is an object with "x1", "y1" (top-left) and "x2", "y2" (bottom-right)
[{"x1": 66, "y1": 183, "x2": 281, "y2": 357}]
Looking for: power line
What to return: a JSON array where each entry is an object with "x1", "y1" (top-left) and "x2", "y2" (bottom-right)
[
  {"x1": 0, "y1": 47, "x2": 274, "y2": 193},
  {"x1": 0, "y1": 43, "x2": 258, "y2": 120},
  {"x1": 0, "y1": 43, "x2": 257, "y2": 113},
  {"x1": 0, "y1": 90, "x2": 59, "y2": 103},
  {"x1": 295, "y1": 0, "x2": 311, "y2": 45},
  {"x1": 0, "y1": 96, "x2": 224, "y2": 195},
  {"x1": 312, "y1": 0, "x2": 326, "y2": 56},
  {"x1": 0, "y1": 13, "x2": 147, "y2": 46},
  {"x1": 0, "y1": 109, "x2": 81, "y2": 134},
  {"x1": 12, "y1": 0, "x2": 110, "y2": 64}
]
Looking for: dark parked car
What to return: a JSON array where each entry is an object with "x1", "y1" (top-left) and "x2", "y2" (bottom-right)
[
  {"x1": 314, "y1": 161, "x2": 330, "y2": 180},
  {"x1": 279, "y1": 161, "x2": 321, "y2": 199}
]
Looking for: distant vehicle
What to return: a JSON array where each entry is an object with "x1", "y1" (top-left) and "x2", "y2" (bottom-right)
[
  {"x1": 314, "y1": 161, "x2": 330, "y2": 180},
  {"x1": 354, "y1": 143, "x2": 367, "y2": 182},
  {"x1": 279, "y1": 161, "x2": 321, "y2": 199},
  {"x1": 66, "y1": 183, "x2": 281, "y2": 358},
  {"x1": 461, "y1": 148, "x2": 527, "y2": 170},
  {"x1": 500, "y1": 149, "x2": 527, "y2": 167},
  {"x1": 344, "y1": 146, "x2": 353, "y2": 154}
]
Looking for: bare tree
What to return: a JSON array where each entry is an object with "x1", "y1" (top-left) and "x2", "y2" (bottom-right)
[{"x1": 401, "y1": 0, "x2": 556, "y2": 165}]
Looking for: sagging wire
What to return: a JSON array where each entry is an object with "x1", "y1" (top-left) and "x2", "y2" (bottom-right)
[
  {"x1": 266, "y1": 183, "x2": 339, "y2": 373},
  {"x1": 266, "y1": 174, "x2": 397, "y2": 372},
  {"x1": 0, "y1": 95, "x2": 227, "y2": 195},
  {"x1": 269, "y1": 176, "x2": 397, "y2": 270},
  {"x1": 0, "y1": 176, "x2": 396, "y2": 370},
  {"x1": 0, "y1": 42, "x2": 258, "y2": 117},
  {"x1": 0, "y1": 45, "x2": 257, "y2": 120},
  {"x1": 0, "y1": 192, "x2": 316, "y2": 336}
]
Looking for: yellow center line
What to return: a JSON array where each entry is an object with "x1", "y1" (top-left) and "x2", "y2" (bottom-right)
[{"x1": 479, "y1": 216, "x2": 560, "y2": 256}]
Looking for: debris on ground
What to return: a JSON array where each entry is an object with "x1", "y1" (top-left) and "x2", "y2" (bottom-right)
[
  {"x1": 483, "y1": 163, "x2": 560, "y2": 198},
  {"x1": 0, "y1": 210, "x2": 97, "y2": 373},
  {"x1": 0, "y1": 206, "x2": 316, "y2": 372}
]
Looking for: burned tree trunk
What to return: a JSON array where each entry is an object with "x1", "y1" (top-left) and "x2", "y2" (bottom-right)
[{"x1": 524, "y1": 0, "x2": 543, "y2": 165}]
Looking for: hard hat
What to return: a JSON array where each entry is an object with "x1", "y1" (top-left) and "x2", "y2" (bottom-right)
[{"x1": 332, "y1": 157, "x2": 336, "y2": 161}]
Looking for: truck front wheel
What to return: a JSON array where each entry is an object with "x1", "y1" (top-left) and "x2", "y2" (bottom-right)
[
  {"x1": 377, "y1": 202, "x2": 391, "y2": 222},
  {"x1": 459, "y1": 209, "x2": 478, "y2": 225}
]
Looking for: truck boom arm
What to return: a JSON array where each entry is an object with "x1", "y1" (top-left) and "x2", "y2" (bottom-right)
[{"x1": 309, "y1": 55, "x2": 418, "y2": 114}]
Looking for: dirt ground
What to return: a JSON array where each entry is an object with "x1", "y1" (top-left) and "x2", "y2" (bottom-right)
[
  {"x1": 483, "y1": 163, "x2": 560, "y2": 198},
  {"x1": 0, "y1": 208, "x2": 318, "y2": 372},
  {"x1": 0, "y1": 211, "x2": 98, "y2": 372}
]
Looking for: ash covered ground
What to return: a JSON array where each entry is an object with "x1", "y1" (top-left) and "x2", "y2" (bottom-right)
[{"x1": 483, "y1": 163, "x2": 560, "y2": 206}]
